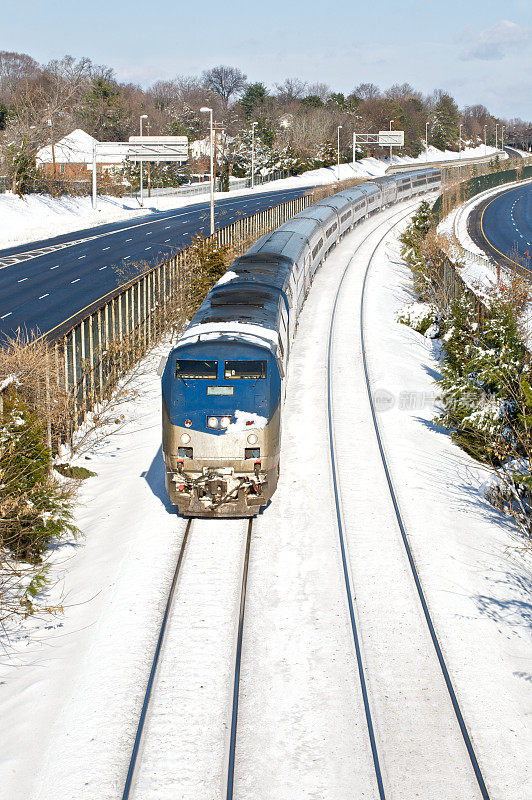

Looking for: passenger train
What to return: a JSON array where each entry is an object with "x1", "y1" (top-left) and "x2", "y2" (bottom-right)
[{"x1": 161, "y1": 168, "x2": 441, "y2": 516}]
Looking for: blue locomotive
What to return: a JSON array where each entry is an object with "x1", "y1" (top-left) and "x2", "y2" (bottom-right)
[{"x1": 161, "y1": 168, "x2": 440, "y2": 516}]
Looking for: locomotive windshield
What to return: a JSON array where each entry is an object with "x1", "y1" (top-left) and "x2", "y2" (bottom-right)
[
  {"x1": 175, "y1": 359, "x2": 218, "y2": 379},
  {"x1": 224, "y1": 360, "x2": 267, "y2": 379}
]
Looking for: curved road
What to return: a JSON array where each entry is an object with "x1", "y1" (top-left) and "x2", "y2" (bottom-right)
[
  {"x1": 0, "y1": 186, "x2": 310, "y2": 341},
  {"x1": 468, "y1": 182, "x2": 532, "y2": 271}
]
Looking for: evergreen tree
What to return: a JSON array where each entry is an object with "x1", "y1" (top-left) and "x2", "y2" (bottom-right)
[
  {"x1": 0, "y1": 394, "x2": 76, "y2": 562},
  {"x1": 432, "y1": 92, "x2": 460, "y2": 150},
  {"x1": 240, "y1": 82, "x2": 268, "y2": 118}
]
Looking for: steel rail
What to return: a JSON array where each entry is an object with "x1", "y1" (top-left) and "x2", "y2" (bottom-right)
[
  {"x1": 121, "y1": 518, "x2": 191, "y2": 800},
  {"x1": 358, "y1": 213, "x2": 491, "y2": 799},
  {"x1": 226, "y1": 518, "x2": 253, "y2": 800},
  {"x1": 326, "y1": 202, "x2": 420, "y2": 800}
]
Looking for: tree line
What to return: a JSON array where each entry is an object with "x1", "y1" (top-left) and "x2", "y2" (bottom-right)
[{"x1": 0, "y1": 51, "x2": 529, "y2": 194}]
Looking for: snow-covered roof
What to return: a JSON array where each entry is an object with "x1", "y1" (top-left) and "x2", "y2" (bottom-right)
[{"x1": 36, "y1": 129, "x2": 125, "y2": 165}]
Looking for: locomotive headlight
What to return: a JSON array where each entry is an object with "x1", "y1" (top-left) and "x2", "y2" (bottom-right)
[
  {"x1": 207, "y1": 416, "x2": 219, "y2": 428},
  {"x1": 180, "y1": 432, "x2": 191, "y2": 444},
  {"x1": 247, "y1": 433, "x2": 258, "y2": 444},
  {"x1": 220, "y1": 416, "x2": 231, "y2": 429}
]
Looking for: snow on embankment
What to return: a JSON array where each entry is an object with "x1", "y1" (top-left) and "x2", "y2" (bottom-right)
[{"x1": 0, "y1": 145, "x2": 499, "y2": 250}]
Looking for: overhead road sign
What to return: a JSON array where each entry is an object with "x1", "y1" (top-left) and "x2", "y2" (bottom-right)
[
  {"x1": 377, "y1": 131, "x2": 404, "y2": 146},
  {"x1": 127, "y1": 136, "x2": 188, "y2": 162},
  {"x1": 353, "y1": 130, "x2": 404, "y2": 162}
]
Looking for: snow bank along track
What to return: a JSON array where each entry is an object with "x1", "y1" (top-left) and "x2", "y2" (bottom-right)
[
  {"x1": 121, "y1": 517, "x2": 253, "y2": 800},
  {"x1": 327, "y1": 205, "x2": 491, "y2": 799}
]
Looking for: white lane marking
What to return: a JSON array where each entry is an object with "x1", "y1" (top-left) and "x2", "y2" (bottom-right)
[
  {"x1": 71, "y1": 278, "x2": 80, "y2": 284},
  {"x1": 102, "y1": 246, "x2": 110, "y2": 251},
  {"x1": 124, "y1": 255, "x2": 131, "y2": 259},
  {"x1": 99, "y1": 266, "x2": 108, "y2": 270},
  {"x1": 50, "y1": 265, "x2": 59, "y2": 270},
  {"x1": 39, "y1": 293, "x2": 49, "y2": 299},
  {"x1": 146, "y1": 232, "x2": 152, "y2": 236},
  {"x1": 78, "y1": 255, "x2": 86, "y2": 259},
  {"x1": 0, "y1": 188, "x2": 303, "y2": 271},
  {"x1": 1, "y1": 312, "x2": 12, "y2": 319},
  {"x1": 145, "y1": 247, "x2": 151, "y2": 250},
  {"x1": 164, "y1": 239, "x2": 171, "y2": 242},
  {"x1": 165, "y1": 226, "x2": 171, "y2": 229},
  {"x1": 17, "y1": 277, "x2": 28, "y2": 282}
]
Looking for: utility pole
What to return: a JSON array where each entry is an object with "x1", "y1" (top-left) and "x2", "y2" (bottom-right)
[
  {"x1": 337, "y1": 125, "x2": 342, "y2": 181},
  {"x1": 459, "y1": 123, "x2": 463, "y2": 159},
  {"x1": 251, "y1": 121, "x2": 258, "y2": 188},
  {"x1": 495, "y1": 123, "x2": 499, "y2": 151},
  {"x1": 48, "y1": 115, "x2": 56, "y2": 179},
  {"x1": 91, "y1": 141, "x2": 97, "y2": 210},
  {"x1": 200, "y1": 107, "x2": 215, "y2": 234},
  {"x1": 425, "y1": 120, "x2": 429, "y2": 161},
  {"x1": 484, "y1": 124, "x2": 487, "y2": 155},
  {"x1": 140, "y1": 115, "x2": 148, "y2": 206},
  {"x1": 389, "y1": 119, "x2": 394, "y2": 166},
  {"x1": 147, "y1": 120, "x2": 151, "y2": 198}
]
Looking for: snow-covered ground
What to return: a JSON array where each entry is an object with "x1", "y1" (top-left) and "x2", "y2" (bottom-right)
[
  {"x1": 438, "y1": 176, "x2": 532, "y2": 334},
  {"x1": 0, "y1": 144, "x2": 500, "y2": 251},
  {"x1": 1, "y1": 195, "x2": 530, "y2": 799}
]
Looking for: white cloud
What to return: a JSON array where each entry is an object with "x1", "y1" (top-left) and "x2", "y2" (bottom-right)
[{"x1": 461, "y1": 19, "x2": 530, "y2": 61}]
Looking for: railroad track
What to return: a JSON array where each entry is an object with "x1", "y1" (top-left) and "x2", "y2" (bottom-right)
[
  {"x1": 121, "y1": 516, "x2": 252, "y2": 800},
  {"x1": 327, "y1": 205, "x2": 491, "y2": 799}
]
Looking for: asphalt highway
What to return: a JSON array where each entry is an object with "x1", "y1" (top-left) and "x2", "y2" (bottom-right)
[
  {"x1": 0, "y1": 185, "x2": 310, "y2": 341},
  {"x1": 468, "y1": 182, "x2": 532, "y2": 271}
]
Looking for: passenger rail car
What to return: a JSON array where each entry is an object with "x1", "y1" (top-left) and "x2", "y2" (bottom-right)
[{"x1": 161, "y1": 168, "x2": 441, "y2": 517}]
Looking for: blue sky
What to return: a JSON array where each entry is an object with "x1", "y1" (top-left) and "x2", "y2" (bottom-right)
[{"x1": 2, "y1": 0, "x2": 531, "y2": 119}]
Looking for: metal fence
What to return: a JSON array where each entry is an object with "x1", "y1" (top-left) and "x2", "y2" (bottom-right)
[
  {"x1": 49, "y1": 194, "x2": 312, "y2": 429},
  {"x1": 124, "y1": 170, "x2": 292, "y2": 200}
]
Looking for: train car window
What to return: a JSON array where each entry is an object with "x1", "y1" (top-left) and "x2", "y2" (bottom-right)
[
  {"x1": 224, "y1": 360, "x2": 267, "y2": 379},
  {"x1": 175, "y1": 359, "x2": 218, "y2": 379}
]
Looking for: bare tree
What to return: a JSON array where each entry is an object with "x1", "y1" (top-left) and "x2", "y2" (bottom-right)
[
  {"x1": 275, "y1": 78, "x2": 307, "y2": 104},
  {"x1": 352, "y1": 82, "x2": 381, "y2": 101},
  {"x1": 306, "y1": 82, "x2": 331, "y2": 102},
  {"x1": 0, "y1": 50, "x2": 39, "y2": 101},
  {"x1": 202, "y1": 65, "x2": 247, "y2": 107}
]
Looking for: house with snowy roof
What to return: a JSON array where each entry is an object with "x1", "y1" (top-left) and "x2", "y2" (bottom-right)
[{"x1": 36, "y1": 129, "x2": 126, "y2": 178}]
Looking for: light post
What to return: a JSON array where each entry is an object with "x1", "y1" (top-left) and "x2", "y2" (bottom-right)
[
  {"x1": 501, "y1": 126, "x2": 505, "y2": 151},
  {"x1": 147, "y1": 119, "x2": 151, "y2": 199},
  {"x1": 337, "y1": 125, "x2": 342, "y2": 181},
  {"x1": 484, "y1": 124, "x2": 487, "y2": 155},
  {"x1": 389, "y1": 119, "x2": 394, "y2": 166},
  {"x1": 139, "y1": 114, "x2": 148, "y2": 206},
  {"x1": 495, "y1": 123, "x2": 499, "y2": 151},
  {"x1": 200, "y1": 107, "x2": 215, "y2": 235},
  {"x1": 425, "y1": 120, "x2": 429, "y2": 161},
  {"x1": 251, "y1": 121, "x2": 258, "y2": 189},
  {"x1": 459, "y1": 123, "x2": 463, "y2": 158}
]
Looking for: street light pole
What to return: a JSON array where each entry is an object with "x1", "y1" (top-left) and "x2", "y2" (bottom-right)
[
  {"x1": 501, "y1": 126, "x2": 505, "y2": 151},
  {"x1": 389, "y1": 119, "x2": 394, "y2": 166},
  {"x1": 495, "y1": 123, "x2": 499, "y2": 151},
  {"x1": 200, "y1": 107, "x2": 215, "y2": 235},
  {"x1": 251, "y1": 121, "x2": 258, "y2": 188},
  {"x1": 147, "y1": 119, "x2": 151, "y2": 198},
  {"x1": 425, "y1": 121, "x2": 429, "y2": 161},
  {"x1": 484, "y1": 124, "x2": 487, "y2": 155},
  {"x1": 139, "y1": 114, "x2": 148, "y2": 207},
  {"x1": 337, "y1": 125, "x2": 342, "y2": 181},
  {"x1": 459, "y1": 123, "x2": 463, "y2": 159}
]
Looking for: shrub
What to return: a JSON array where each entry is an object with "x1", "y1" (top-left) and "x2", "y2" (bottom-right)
[
  {"x1": 0, "y1": 393, "x2": 77, "y2": 563},
  {"x1": 397, "y1": 302, "x2": 440, "y2": 336}
]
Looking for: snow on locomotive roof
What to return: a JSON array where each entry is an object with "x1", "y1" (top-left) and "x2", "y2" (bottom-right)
[{"x1": 177, "y1": 320, "x2": 278, "y2": 353}]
